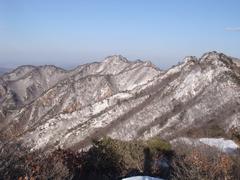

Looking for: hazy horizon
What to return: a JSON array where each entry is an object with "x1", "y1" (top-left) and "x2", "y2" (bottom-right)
[{"x1": 1, "y1": 0, "x2": 240, "y2": 69}]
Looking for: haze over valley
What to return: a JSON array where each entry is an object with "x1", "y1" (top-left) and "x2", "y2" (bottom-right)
[{"x1": 1, "y1": 0, "x2": 240, "y2": 179}]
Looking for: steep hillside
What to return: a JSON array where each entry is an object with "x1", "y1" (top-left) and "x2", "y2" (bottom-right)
[{"x1": 1, "y1": 52, "x2": 240, "y2": 152}]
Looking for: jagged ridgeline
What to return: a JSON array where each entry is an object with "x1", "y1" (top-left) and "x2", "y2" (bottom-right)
[{"x1": 0, "y1": 52, "x2": 240, "y2": 152}]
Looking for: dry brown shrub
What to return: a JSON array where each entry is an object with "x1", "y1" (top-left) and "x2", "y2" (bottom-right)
[{"x1": 171, "y1": 140, "x2": 237, "y2": 180}]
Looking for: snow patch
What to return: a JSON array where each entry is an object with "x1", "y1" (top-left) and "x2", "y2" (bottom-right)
[
  {"x1": 199, "y1": 138, "x2": 239, "y2": 153},
  {"x1": 171, "y1": 137, "x2": 239, "y2": 153}
]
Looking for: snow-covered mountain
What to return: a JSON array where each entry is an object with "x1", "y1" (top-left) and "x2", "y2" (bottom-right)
[{"x1": 0, "y1": 52, "x2": 240, "y2": 152}]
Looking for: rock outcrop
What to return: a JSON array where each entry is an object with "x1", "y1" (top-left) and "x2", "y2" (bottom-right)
[{"x1": 0, "y1": 52, "x2": 240, "y2": 152}]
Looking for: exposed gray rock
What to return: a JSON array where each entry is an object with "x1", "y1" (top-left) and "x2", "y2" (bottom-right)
[{"x1": 0, "y1": 52, "x2": 240, "y2": 152}]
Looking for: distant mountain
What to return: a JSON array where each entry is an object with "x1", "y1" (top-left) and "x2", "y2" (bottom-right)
[
  {"x1": 0, "y1": 52, "x2": 240, "y2": 152},
  {"x1": 0, "y1": 67, "x2": 12, "y2": 75}
]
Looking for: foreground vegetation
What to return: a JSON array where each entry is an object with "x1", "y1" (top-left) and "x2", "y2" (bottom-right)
[{"x1": 0, "y1": 137, "x2": 240, "y2": 180}]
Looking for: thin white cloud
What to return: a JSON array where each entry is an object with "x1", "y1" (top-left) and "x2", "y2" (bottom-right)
[{"x1": 225, "y1": 27, "x2": 240, "y2": 32}]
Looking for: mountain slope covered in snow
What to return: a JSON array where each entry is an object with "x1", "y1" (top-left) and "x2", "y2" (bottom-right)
[{"x1": 0, "y1": 52, "x2": 240, "y2": 152}]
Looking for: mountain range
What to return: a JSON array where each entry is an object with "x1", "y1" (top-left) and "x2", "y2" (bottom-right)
[
  {"x1": 0, "y1": 51, "x2": 240, "y2": 152},
  {"x1": 0, "y1": 67, "x2": 12, "y2": 75}
]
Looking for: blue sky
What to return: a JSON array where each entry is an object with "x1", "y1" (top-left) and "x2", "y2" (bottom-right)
[{"x1": 0, "y1": 0, "x2": 240, "y2": 69}]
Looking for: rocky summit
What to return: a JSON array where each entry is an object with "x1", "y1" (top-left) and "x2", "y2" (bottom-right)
[{"x1": 0, "y1": 52, "x2": 240, "y2": 152}]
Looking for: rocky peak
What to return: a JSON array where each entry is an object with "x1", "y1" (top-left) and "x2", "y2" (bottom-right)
[
  {"x1": 37, "y1": 65, "x2": 66, "y2": 72},
  {"x1": 183, "y1": 56, "x2": 198, "y2": 63},
  {"x1": 103, "y1": 55, "x2": 129, "y2": 64},
  {"x1": 3, "y1": 65, "x2": 36, "y2": 81},
  {"x1": 200, "y1": 51, "x2": 220, "y2": 61},
  {"x1": 199, "y1": 51, "x2": 235, "y2": 68},
  {"x1": 91, "y1": 55, "x2": 130, "y2": 75}
]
